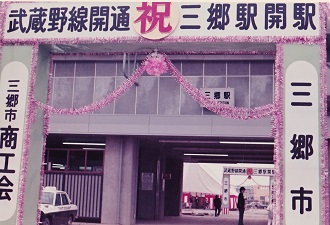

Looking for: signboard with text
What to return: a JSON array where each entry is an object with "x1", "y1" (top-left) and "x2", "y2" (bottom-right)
[
  {"x1": 3, "y1": 2, "x2": 320, "y2": 41},
  {"x1": 283, "y1": 45, "x2": 321, "y2": 225},
  {"x1": 0, "y1": 61, "x2": 29, "y2": 221},
  {"x1": 223, "y1": 167, "x2": 275, "y2": 176}
]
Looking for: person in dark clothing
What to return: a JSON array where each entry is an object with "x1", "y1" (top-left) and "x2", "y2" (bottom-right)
[
  {"x1": 189, "y1": 195, "x2": 193, "y2": 209},
  {"x1": 213, "y1": 195, "x2": 222, "y2": 217},
  {"x1": 237, "y1": 187, "x2": 246, "y2": 225},
  {"x1": 195, "y1": 196, "x2": 199, "y2": 209}
]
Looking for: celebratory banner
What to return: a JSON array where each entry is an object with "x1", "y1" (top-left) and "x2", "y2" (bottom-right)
[
  {"x1": 223, "y1": 167, "x2": 275, "y2": 176},
  {"x1": 3, "y1": 2, "x2": 320, "y2": 41},
  {"x1": 222, "y1": 175, "x2": 230, "y2": 214},
  {"x1": 0, "y1": 61, "x2": 29, "y2": 222},
  {"x1": 283, "y1": 45, "x2": 321, "y2": 225}
]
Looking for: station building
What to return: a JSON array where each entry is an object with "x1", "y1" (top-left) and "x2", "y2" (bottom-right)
[
  {"x1": 0, "y1": 2, "x2": 328, "y2": 225},
  {"x1": 43, "y1": 52, "x2": 276, "y2": 224}
]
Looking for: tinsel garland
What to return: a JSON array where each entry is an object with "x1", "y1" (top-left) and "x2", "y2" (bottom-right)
[
  {"x1": 4, "y1": 2, "x2": 329, "y2": 225},
  {"x1": 36, "y1": 55, "x2": 53, "y2": 224},
  {"x1": 272, "y1": 43, "x2": 284, "y2": 225},
  {"x1": 33, "y1": 52, "x2": 275, "y2": 119},
  {"x1": 16, "y1": 44, "x2": 39, "y2": 225},
  {"x1": 319, "y1": 3, "x2": 329, "y2": 225}
]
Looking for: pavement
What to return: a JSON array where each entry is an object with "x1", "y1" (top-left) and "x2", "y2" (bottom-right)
[{"x1": 74, "y1": 208, "x2": 268, "y2": 225}]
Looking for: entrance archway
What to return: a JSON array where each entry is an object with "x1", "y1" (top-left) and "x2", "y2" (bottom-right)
[{"x1": 222, "y1": 166, "x2": 274, "y2": 214}]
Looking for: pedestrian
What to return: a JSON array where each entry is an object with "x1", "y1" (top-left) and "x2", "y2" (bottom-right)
[
  {"x1": 237, "y1": 187, "x2": 246, "y2": 225},
  {"x1": 267, "y1": 199, "x2": 274, "y2": 225},
  {"x1": 204, "y1": 197, "x2": 209, "y2": 210},
  {"x1": 213, "y1": 195, "x2": 222, "y2": 217},
  {"x1": 195, "y1": 196, "x2": 199, "y2": 209},
  {"x1": 189, "y1": 195, "x2": 193, "y2": 209}
]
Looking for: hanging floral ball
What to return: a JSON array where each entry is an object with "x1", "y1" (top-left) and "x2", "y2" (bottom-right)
[{"x1": 145, "y1": 52, "x2": 168, "y2": 76}]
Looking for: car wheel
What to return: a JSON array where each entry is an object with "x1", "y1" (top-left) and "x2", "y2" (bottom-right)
[
  {"x1": 44, "y1": 218, "x2": 51, "y2": 225},
  {"x1": 67, "y1": 216, "x2": 73, "y2": 225}
]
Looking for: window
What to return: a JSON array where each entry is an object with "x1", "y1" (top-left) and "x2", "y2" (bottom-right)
[
  {"x1": 55, "y1": 194, "x2": 62, "y2": 206},
  {"x1": 69, "y1": 150, "x2": 86, "y2": 171},
  {"x1": 44, "y1": 149, "x2": 103, "y2": 173},
  {"x1": 61, "y1": 194, "x2": 69, "y2": 205},
  {"x1": 41, "y1": 192, "x2": 54, "y2": 205},
  {"x1": 48, "y1": 150, "x2": 67, "y2": 171},
  {"x1": 87, "y1": 151, "x2": 103, "y2": 172},
  {"x1": 53, "y1": 58, "x2": 274, "y2": 115}
]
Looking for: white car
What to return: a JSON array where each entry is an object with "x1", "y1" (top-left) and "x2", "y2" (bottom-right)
[{"x1": 39, "y1": 186, "x2": 78, "y2": 225}]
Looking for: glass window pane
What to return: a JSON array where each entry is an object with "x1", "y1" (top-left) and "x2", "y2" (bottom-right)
[
  {"x1": 182, "y1": 61, "x2": 203, "y2": 76},
  {"x1": 48, "y1": 150, "x2": 67, "y2": 171},
  {"x1": 87, "y1": 151, "x2": 103, "y2": 172},
  {"x1": 73, "y1": 78, "x2": 94, "y2": 109},
  {"x1": 41, "y1": 192, "x2": 54, "y2": 205},
  {"x1": 227, "y1": 61, "x2": 249, "y2": 76},
  {"x1": 69, "y1": 151, "x2": 86, "y2": 171},
  {"x1": 54, "y1": 62, "x2": 75, "y2": 77},
  {"x1": 55, "y1": 194, "x2": 62, "y2": 206},
  {"x1": 43, "y1": 150, "x2": 48, "y2": 171},
  {"x1": 61, "y1": 194, "x2": 69, "y2": 205},
  {"x1": 75, "y1": 62, "x2": 95, "y2": 77}
]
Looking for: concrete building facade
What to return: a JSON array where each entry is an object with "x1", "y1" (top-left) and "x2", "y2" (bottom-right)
[{"x1": 0, "y1": 2, "x2": 328, "y2": 225}]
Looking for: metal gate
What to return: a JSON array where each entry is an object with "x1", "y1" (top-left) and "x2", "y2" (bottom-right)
[{"x1": 43, "y1": 172, "x2": 103, "y2": 220}]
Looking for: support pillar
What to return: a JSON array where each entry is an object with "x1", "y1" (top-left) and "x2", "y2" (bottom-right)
[{"x1": 101, "y1": 136, "x2": 139, "y2": 225}]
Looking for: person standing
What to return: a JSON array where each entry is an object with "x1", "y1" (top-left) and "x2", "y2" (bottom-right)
[
  {"x1": 213, "y1": 195, "x2": 221, "y2": 217},
  {"x1": 267, "y1": 199, "x2": 274, "y2": 225},
  {"x1": 189, "y1": 195, "x2": 193, "y2": 209},
  {"x1": 204, "y1": 197, "x2": 209, "y2": 210},
  {"x1": 237, "y1": 187, "x2": 246, "y2": 225},
  {"x1": 195, "y1": 196, "x2": 199, "y2": 209}
]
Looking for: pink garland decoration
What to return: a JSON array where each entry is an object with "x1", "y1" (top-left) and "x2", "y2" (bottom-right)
[
  {"x1": 165, "y1": 55, "x2": 274, "y2": 119},
  {"x1": 16, "y1": 44, "x2": 39, "y2": 225},
  {"x1": 144, "y1": 52, "x2": 168, "y2": 76},
  {"x1": 273, "y1": 43, "x2": 284, "y2": 225},
  {"x1": 4, "y1": 3, "x2": 329, "y2": 225},
  {"x1": 33, "y1": 56, "x2": 147, "y2": 114},
  {"x1": 36, "y1": 55, "x2": 53, "y2": 224},
  {"x1": 319, "y1": 4, "x2": 329, "y2": 225},
  {"x1": 51, "y1": 50, "x2": 276, "y2": 56},
  {"x1": 1, "y1": 33, "x2": 324, "y2": 47},
  {"x1": 33, "y1": 52, "x2": 274, "y2": 119},
  {"x1": 0, "y1": 1, "x2": 9, "y2": 41}
]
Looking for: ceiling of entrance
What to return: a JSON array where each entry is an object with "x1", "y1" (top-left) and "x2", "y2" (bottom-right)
[
  {"x1": 157, "y1": 136, "x2": 274, "y2": 165},
  {"x1": 47, "y1": 134, "x2": 274, "y2": 165}
]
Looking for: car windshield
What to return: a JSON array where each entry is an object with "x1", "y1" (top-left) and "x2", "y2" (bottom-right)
[{"x1": 41, "y1": 192, "x2": 54, "y2": 204}]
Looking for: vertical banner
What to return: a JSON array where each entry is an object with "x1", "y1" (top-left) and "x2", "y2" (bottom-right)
[
  {"x1": 283, "y1": 45, "x2": 321, "y2": 224},
  {"x1": 269, "y1": 176, "x2": 275, "y2": 203},
  {"x1": 0, "y1": 61, "x2": 29, "y2": 223},
  {"x1": 222, "y1": 174, "x2": 230, "y2": 214}
]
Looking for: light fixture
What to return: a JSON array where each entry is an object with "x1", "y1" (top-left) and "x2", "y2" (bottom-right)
[
  {"x1": 219, "y1": 141, "x2": 274, "y2": 145},
  {"x1": 82, "y1": 147, "x2": 105, "y2": 150},
  {"x1": 159, "y1": 140, "x2": 218, "y2": 144},
  {"x1": 63, "y1": 142, "x2": 105, "y2": 146},
  {"x1": 184, "y1": 153, "x2": 228, "y2": 157}
]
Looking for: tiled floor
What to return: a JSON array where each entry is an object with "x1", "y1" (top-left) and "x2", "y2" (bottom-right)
[
  {"x1": 74, "y1": 209, "x2": 269, "y2": 225},
  {"x1": 137, "y1": 209, "x2": 268, "y2": 225}
]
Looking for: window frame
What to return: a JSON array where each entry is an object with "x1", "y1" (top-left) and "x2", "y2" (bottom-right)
[{"x1": 44, "y1": 148, "x2": 104, "y2": 174}]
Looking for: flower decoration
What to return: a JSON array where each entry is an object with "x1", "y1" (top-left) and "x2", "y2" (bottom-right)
[{"x1": 145, "y1": 51, "x2": 168, "y2": 76}]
